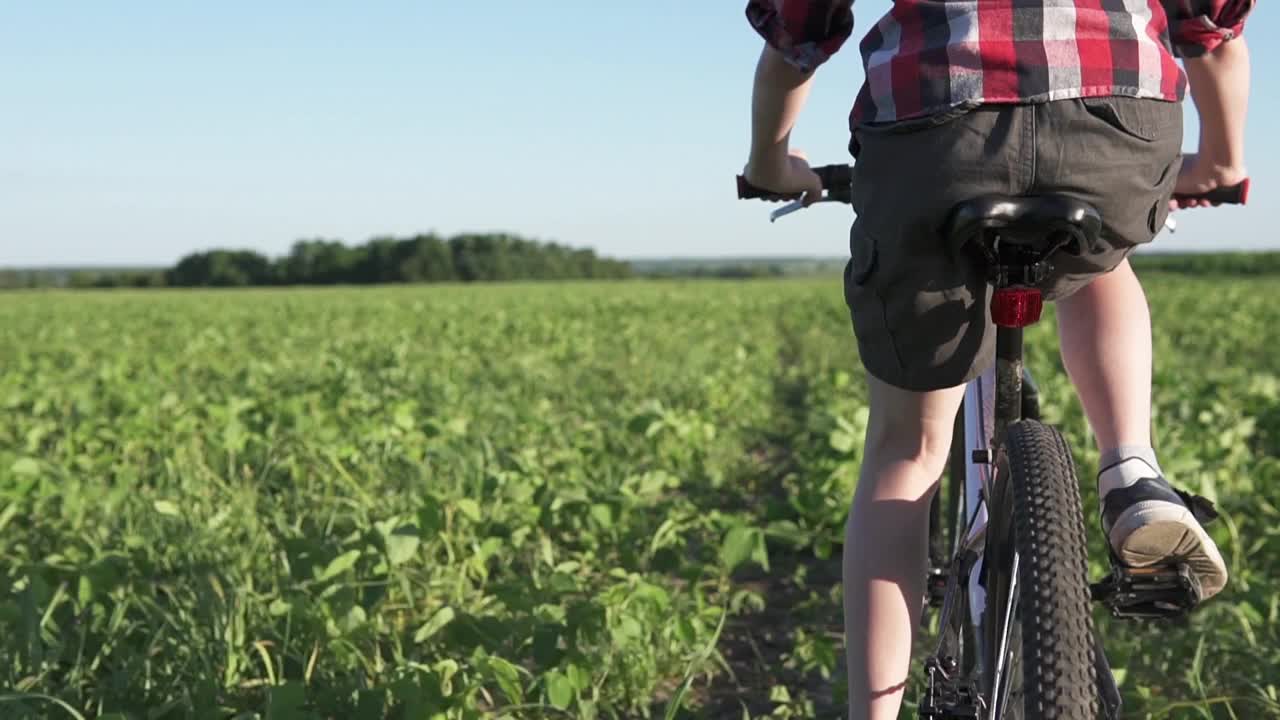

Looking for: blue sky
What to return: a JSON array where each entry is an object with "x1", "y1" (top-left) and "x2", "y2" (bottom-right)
[{"x1": 1, "y1": 1, "x2": 1275, "y2": 267}]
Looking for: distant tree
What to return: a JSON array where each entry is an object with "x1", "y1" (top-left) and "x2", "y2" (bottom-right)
[
  {"x1": 353, "y1": 237, "x2": 399, "y2": 284},
  {"x1": 279, "y1": 240, "x2": 360, "y2": 285},
  {"x1": 131, "y1": 271, "x2": 166, "y2": 288},
  {"x1": 68, "y1": 271, "x2": 97, "y2": 289},
  {"x1": 168, "y1": 250, "x2": 274, "y2": 287},
  {"x1": 451, "y1": 234, "x2": 513, "y2": 282},
  {"x1": 16, "y1": 232, "x2": 638, "y2": 290},
  {"x1": 0, "y1": 270, "x2": 23, "y2": 289},
  {"x1": 1132, "y1": 251, "x2": 1280, "y2": 276},
  {"x1": 396, "y1": 234, "x2": 456, "y2": 282}
]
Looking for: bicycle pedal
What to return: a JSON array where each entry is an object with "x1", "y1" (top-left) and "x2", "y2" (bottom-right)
[
  {"x1": 919, "y1": 657, "x2": 980, "y2": 719},
  {"x1": 919, "y1": 699, "x2": 979, "y2": 720},
  {"x1": 1090, "y1": 563, "x2": 1203, "y2": 619}
]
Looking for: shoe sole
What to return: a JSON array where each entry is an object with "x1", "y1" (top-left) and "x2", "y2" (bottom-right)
[{"x1": 1108, "y1": 500, "x2": 1229, "y2": 600}]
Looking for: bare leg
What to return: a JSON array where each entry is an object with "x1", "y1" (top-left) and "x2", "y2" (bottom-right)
[
  {"x1": 1058, "y1": 258, "x2": 1231, "y2": 597},
  {"x1": 1055, "y1": 259, "x2": 1152, "y2": 450},
  {"x1": 844, "y1": 375, "x2": 966, "y2": 720}
]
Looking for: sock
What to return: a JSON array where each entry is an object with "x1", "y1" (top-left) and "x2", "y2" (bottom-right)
[{"x1": 1097, "y1": 445, "x2": 1162, "y2": 499}]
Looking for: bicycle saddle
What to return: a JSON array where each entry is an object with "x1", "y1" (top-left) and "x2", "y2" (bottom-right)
[{"x1": 946, "y1": 194, "x2": 1103, "y2": 254}]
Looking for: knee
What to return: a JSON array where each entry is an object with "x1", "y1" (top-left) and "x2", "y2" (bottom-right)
[
  {"x1": 863, "y1": 413, "x2": 954, "y2": 478},
  {"x1": 860, "y1": 376, "x2": 964, "y2": 489}
]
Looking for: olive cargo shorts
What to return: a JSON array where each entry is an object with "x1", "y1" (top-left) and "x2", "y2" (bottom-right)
[{"x1": 843, "y1": 97, "x2": 1182, "y2": 392}]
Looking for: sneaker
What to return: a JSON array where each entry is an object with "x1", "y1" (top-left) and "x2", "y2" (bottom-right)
[{"x1": 1099, "y1": 457, "x2": 1228, "y2": 600}]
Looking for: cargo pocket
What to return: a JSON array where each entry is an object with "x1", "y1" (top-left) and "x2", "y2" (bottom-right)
[
  {"x1": 848, "y1": 218, "x2": 879, "y2": 287},
  {"x1": 1148, "y1": 154, "x2": 1181, "y2": 234},
  {"x1": 844, "y1": 220, "x2": 906, "y2": 380},
  {"x1": 843, "y1": 220, "x2": 880, "y2": 324},
  {"x1": 1080, "y1": 96, "x2": 1172, "y2": 143},
  {"x1": 1078, "y1": 97, "x2": 1182, "y2": 240}
]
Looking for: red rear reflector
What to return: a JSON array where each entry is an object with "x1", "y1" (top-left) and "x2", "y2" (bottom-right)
[{"x1": 991, "y1": 288, "x2": 1043, "y2": 328}]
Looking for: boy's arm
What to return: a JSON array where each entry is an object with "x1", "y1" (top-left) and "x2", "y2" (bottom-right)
[
  {"x1": 1162, "y1": 0, "x2": 1254, "y2": 204},
  {"x1": 743, "y1": 47, "x2": 823, "y2": 201},
  {"x1": 741, "y1": 1, "x2": 854, "y2": 200},
  {"x1": 1177, "y1": 39, "x2": 1249, "y2": 199}
]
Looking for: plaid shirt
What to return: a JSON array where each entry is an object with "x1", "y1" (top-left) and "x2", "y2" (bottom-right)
[{"x1": 746, "y1": 0, "x2": 1254, "y2": 131}]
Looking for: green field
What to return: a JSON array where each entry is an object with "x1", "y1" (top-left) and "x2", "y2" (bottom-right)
[{"x1": 2, "y1": 276, "x2": 1278, "y2": 719}]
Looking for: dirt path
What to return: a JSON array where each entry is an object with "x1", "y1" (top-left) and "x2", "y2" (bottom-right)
[{"x1": 692, "y1": 317, "x2": 849, "y2": 719}]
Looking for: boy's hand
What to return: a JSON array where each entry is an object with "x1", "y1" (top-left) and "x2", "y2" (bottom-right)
[
  {"x1": 744, "y1": 149, "x2": 824, "y2": 205},
  {"x1": 1171, "y1": 153, "x2": 1248, "y2": 209}
]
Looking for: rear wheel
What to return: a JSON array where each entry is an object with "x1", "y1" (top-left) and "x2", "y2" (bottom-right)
[{"x1": 984, "y1": 420, "x2": 1098, "y2": 719}]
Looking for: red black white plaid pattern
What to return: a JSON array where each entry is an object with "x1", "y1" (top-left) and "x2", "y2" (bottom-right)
[{"x1": 746, "y1": 0, "x2": 1253, "y2": 127}]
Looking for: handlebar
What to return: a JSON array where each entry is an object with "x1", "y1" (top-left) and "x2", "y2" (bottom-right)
[
  {"x1": 735, "y1": 164, "x2": 855, "y2": 202},
  {"x1": 738, "y1": 165, "x2": 1249, "y2": 226},
  {"x1": 736, "y1": 164, "x2": 855, "y2": 222},
  {"x1": 1171, "y1": 179, "x2": 1249, "y2": 208}
]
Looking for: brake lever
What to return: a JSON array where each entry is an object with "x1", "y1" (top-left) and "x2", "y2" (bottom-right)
[
  {"x1": 769, "y1": 195, "x2": 841, "y2": 223},
  {"x1": 769, "y1": 199, "x2": 807, "y2": 223}
]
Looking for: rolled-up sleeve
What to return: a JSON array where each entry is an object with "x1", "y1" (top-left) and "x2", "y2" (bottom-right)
[
  {"x1": 1163, "y1": 0, "x2": 1254, "y2": 57},
  {"x1": 745, "y1": 0, "x2": 855, "y2": 73}
]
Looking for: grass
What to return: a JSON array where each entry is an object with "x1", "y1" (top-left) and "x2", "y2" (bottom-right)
[{"x1": 1, "y1": 275, "x2": 1278, "y2": 718}]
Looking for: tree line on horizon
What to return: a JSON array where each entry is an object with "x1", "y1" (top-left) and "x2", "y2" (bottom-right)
[
  {"x1": 0, "y1": 234, "x2": 632, "y2": 289},
  {"x1": 3, "y1": 244, "x2": 1279, "y2": 290}
]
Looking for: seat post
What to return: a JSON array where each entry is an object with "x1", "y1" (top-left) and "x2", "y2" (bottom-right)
[
  {"x1": 986, "y1": 229, "x2": 1036, "y2": 449},
  {"x1": 993, "y1": 325, "x2": 1024, "y2": 450}
]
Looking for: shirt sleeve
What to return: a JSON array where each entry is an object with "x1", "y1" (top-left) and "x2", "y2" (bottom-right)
[
  {"x1": 1162, "y1": 0, "x2": 1254, "y2": 57},
  {"x1": 745, "y1": 0, "x2": 855, "y2": 73}
]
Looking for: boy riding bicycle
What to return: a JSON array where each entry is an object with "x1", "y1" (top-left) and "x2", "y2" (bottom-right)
[{"x1": 738, "y1": 0, "x2": 1253, "y2": 717}]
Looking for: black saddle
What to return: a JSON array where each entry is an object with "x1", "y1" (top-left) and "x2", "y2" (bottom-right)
[{"x1": 946, "y1": 194, "x2": 1103, "y2": 254}]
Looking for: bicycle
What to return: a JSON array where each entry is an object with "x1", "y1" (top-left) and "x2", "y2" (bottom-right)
[{"x1": 736, "y1": 165, "x2": 1247, "y2": 718}]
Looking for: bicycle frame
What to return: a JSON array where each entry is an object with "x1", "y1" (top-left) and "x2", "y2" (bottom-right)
[
  {"x1": 922, "y1": 346, "x2": 1027, "y2": 719},
  {"x1": 960, "y1": 365, "x2": 996, "y2": 643},
  {"x1": 936, "y1": 360, "x2": 1020, "y2": 718}
]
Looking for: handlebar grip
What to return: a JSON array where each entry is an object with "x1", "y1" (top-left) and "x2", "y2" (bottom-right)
[
  {"x1": 1172, "y1": 179, "x2": 1250, "y2": 206},
  {"x1": 736, "y1": 175, "x2": 802, "y2": 202},
  {"x1": 736, "y1": 164, "x2": 855, "y2": 202}
]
